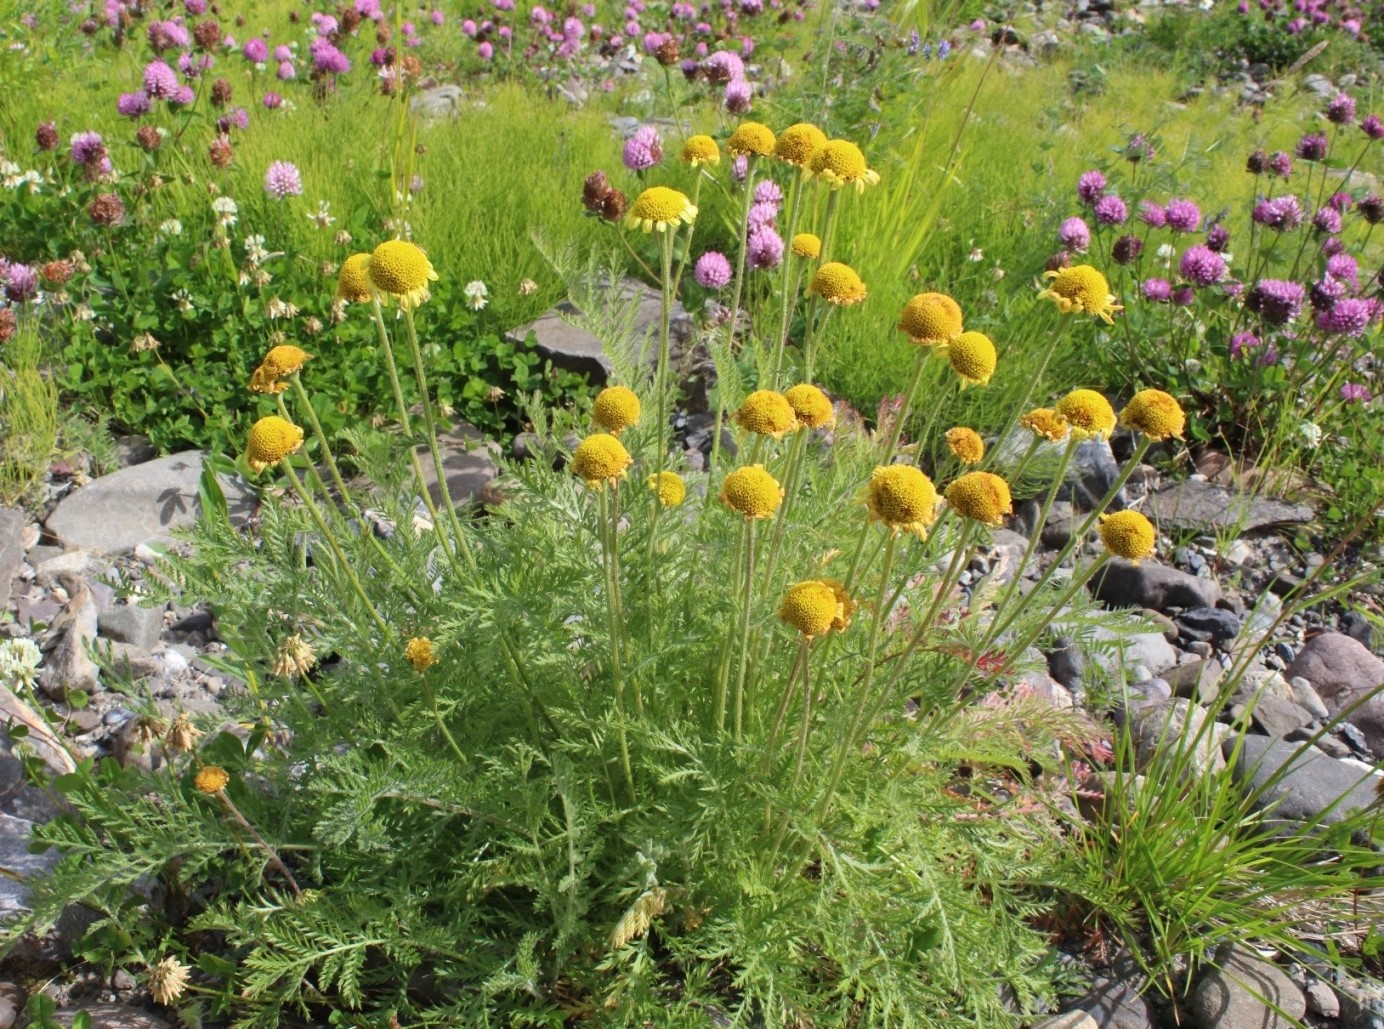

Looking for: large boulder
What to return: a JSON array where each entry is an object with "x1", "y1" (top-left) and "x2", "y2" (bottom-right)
[
  {"x1": 1143, "y1": 480, "x2": 1313, "y2": 533},
  {"x1": 1192, "y1": 945, "x2": 1306, "y2": 1029},
  {"x1": 1284, "y1": 632, "x2": 1384, "y2": 754},
  {"x1": 1223, "y1": 735, "x2": 1380, "y2": 832},
  {"x1": 1091, "y1": 559, "x2": 1222, "y2": 613}
]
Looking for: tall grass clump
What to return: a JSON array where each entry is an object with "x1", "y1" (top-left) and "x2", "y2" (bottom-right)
[{"x1": 0, "y1": 315, "x2": 58, "y2": 504}]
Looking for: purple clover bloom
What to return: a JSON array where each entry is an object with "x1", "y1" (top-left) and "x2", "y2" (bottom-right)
[
  {"x1": 243, "y1": 37, "x2": 269, "y2": 63},
  {"x1": 69, "y1": 131, "x2": 105, "y2": 165},
  {"x1": 1246, "y1": 278, "x2": 1306, "y2": 324},
  {"x1": 1310, "y1": 277, "x2": 1345, "y2": 312},
  {"x1": 277, "y1": 60, "x2": 296, "y2": 80},
  {"x1": 1112, "y1": 234, "x2": 1143, "y2": 265},
  {"x1": 746, "y1": 227, "x2": 784, "y2": 270},
  {"x1": 1058, "y1": 216, "x2": 1090, "y2": 253},
  {"x1": 1076, "y1": 169, "x2": 1106, "y2": 205},
  {"x1": 1340, "y1": 383, "x2": 1371, "y2": 403},
  {"x1": 1326, "y1": 92, "x2": 1356, "y2": 124},
  {"x1": 1328, "y1": 191, "x2": 1354, "y2": 212},
  {"x1": 1164, "y1": 198, "x2": 1201, "y2": 232},
  {"x1": 724, "y1": 78, "x2": 752, "y2": 114},
  {"x1": 263, "y1": 91, "x2": 283, "y2": 109},
  {"x1": 143, "y1": 60, "x2": 180, "y2": 99},
  {"x1": 747, "y1": 201, "x2": 778, "y2": 231},
  {"x1": 1179, "y1": 244, "x2": 1226, "y2": 286},
  {"x1": 1206, "y1": 223, "x2": 1230, "y2": 251},
  {"x1": 731, "y1": 155, "x2": 748, "y2": 184},
  {"x1": 1093, "y1": 194, "x2": 1128, "y2": 226},
  {"x1": 1171, "y1": 286, "x2": 1195, "y2": 306},
  {"x1": 1253, "y1": 195, "x2": 1304, "y2": 231},
  {"x1": 1325, "y1": 253, "x2": 1358, "y2": 284},
  {"x1": 264, "y1": 160, "x2": 303, "y2": 199},
  {"x1": 171, "y1": 85, "x2": 195, "y2": 105},
  {"x1": 1313, "y1": 207, "x2": 1342, "y2": 234},
  {"x1": 1268, "y1": 151, "x2": 1293, "y2": 177},
  {"x1": 273, "y1": 44, "x2": 293, "y2": 62},
  {"x1": 621, "y1": 125, "x2": 663, "y2": 171},
  {"x1": 1363, "y1": 115, "x2": 1384, "y2": 140},
  {"x1": 1296, "y1": 133, "x2": 1328, "y2": 161},
  {"x1": 695, "y1": 251, "x2": 732, "y2": 288},
  {"x1": 310, "y1": 38, "x2": 350, "y2": 73},
  {"x1": 1139, "y1": 201, "x2": 1166, "y2": 228},
  {"x1": 754, "y1": 180, "x2": 782, "y2": 207},
  {"x1": 117, "y1": 91, "x2": 150, "y2": 117},
  {"x1": 1316, "y1": 297, "x2": 1374, "y2": 335},
  {"x1": 3, "y1": 264, "x2": 38, "y2": 303},
  {"x1": 1142, "y1": 278, "x2": 1173, "y2": 302},
  {"x1": 703, "y1": 49, "x2": 744, "y2": 81},
  {"x1": 1229, "y1": 331, "x2": 1259, "y2": 358}
]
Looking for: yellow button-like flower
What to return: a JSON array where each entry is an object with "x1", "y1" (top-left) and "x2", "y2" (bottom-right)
[
  {"x1": 790, "y1": 233, "x2": 821, "y2": 260},
  {"x1": 778, "y1": 580, "x2": 841, "y2": 639},
  {"x1": 249, "y1": 344, "x2": 312, "y2": 394},
  {"x1": 945, "y1": 427, "x2": 985, "y2": 465},
  {"x1": 681, "y1": 134, "x2": 720, "y2": 166},
  {"x1": 245, "y1": 415, "x2": 304, "y2": 473},
  {"x1": 784, "y1": 383, "x2": 834, "y2": 429},
  {"x1": 335, "y1": 252, "x2": 373, "y2": 303},
  {"x1": 820, "y1": 578, "x2": 857, "y2": 631},
  {"x1": 405, "y1": 636, "x2": 439, "y2": 672},
  {"x1": 367, "y1": 240, "x2": 439, "y2": 310},
  {"x1": 805, "y1": 138, "x2": 880, "y2": 192},
  {"x1": 806, "y1": 261, "x2": 867, "y2": 306},
  {"x1": 719, "y1": 464, "x2": 784, "y2": 519},
  {"x1": 946, "y1": 330, "x2": 997, "y2": 387},
  {"x1": 626, "y1": 186, "x2": 698, "y2": 233},
  {"x1": 726, "y1": 121, "x2": 776, "y2": 157},
  {"x1": 735, "y1": 389, "x2": 799, "y2": 438},
  {"x1": 898, "y1": 292, "x2": 963, "y2": 345},
  {"x1": 1054, "y1": 389, "x2": 1117, "y2": 440},
  {"x1": 1099, "y1": 510, "x2": 1157, "y2": 564},
  {"x1": 863, "y1": 464, "x2": 938, "y2": 538},
  {"x1": 1120, "y1": 388, "x2": 1185, "y2": 442},
  {"x1": 1039, "y1": 265, "x2": 1122, "y2": 324},
  {"x1": 571, "y1": 433, "x2": 633, "y2": 489},
  {"x1": 592, "y1": 385, "x2": 641, "y2": 434},
  {"x1": 1020, "y1": 407, "x2": 1070, "y2": 442},
  {"x1": 774, "y1": 122, "x2": 827, "y2": 167},
  {"x1": 647, "y1": 470, "x2": 687, "y2": 507},
  {"x1": 194, "y1": 765, "x2": 230, "y2": 794},
  {"x1": 944, "y1": 471, "x2": 1013, "y2": 526}
]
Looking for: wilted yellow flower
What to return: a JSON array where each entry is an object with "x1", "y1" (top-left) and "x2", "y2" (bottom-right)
[
  {"x1": 863, "y1": 465, "x2": 938, "y2": 538},
  {"x1": 249, "y1": 344, "x2": 312, "y2": 394},
  {"x1": 164, "y1": 712, "x2": 202, "y2": 754},
  {"x1": 784, "y1": 384, "x2": 834, "y2": 429},
  {"x1": 945, "y1": 427, "x2": 985, "y2": 464},
  {"x1": 806, "y1": 139, "x2": 880, "y2": 192},
  {"x1": 245, "y1": 415, "x2": 304, "y2": 473},
  {"x1": 272, "y1": 635, "x2": 316, "y2": 679},
  {"x1": 405, "y1": 636, "x2": 439, "y2": 672},
  {"x1": 898, "y1": 292, "x2": 963, "y2": 345},
  {"x1": 647, "y1": 470, "x2": 686, "y2": 507},
  {"x1": 778, "y1": 580, "x2": 841, "y2": 639},
  {"x1": 1099, "y1": 510, "x2": 1156, "y2": 563},
  {"x1": 790, "y1": 233, "x2": 821, "y2": 260},
  {"x1": 681, "y1": 134, "x2": 720, "y2": 166},
  {"x1": 335, "y1": 253, "x2": 373, "y2": 302},
  {"x1": 726, "y1": 121, "x2": 776, "y2": 157},
  {"x1": 1020, "y1": 407, "x2": 1070, "y2": 442},
  {"x1": 735, "y1": 390, "x2": 799, "y2": 438},
  {"x1": 820, "y1": 578, "x2": 857, "y2": 631},
  {"x1": 774, "y1": 122, "x2": 827, "y2": 167},
  {"x1": 806, "y1": 262, "x2": 867, "y2": 306},
  {"x1": 592, "y1": 385, "x2": 641, "y2": 434},
  {"x1": 946, "y1": 330, "x2": 996, "y2": 387},
  {"x1": 719, "y1": 464, "x2": 784, "y2": 519},
  {"x1": 626, "y1": 186, "x2": 698, "y2": 233},
  {"x1": 1120, "y1": 388, "x2": 1185, "y2": 441},
  {"x1": 944, "y1": 471, "x2": 1013, "y2": 526},
  {"x1": 1039, "y1": 265, "x2": 1122, "y2": 324},
  {"x1": 367, "y1": 240, "x2": 438, "y2": 310},
  {"x1": 148, "y1": 956, "x2": 191, "y2": 1007},
  {"x1": 1054, "y1": 389, "x2": 1117, "y2": 440},
  {"x1": 194, "y1": 765, "x2": 230, "y2": 794},
  {"x1": 571, "y1": 433, "x2": 633, "y2": 488}
]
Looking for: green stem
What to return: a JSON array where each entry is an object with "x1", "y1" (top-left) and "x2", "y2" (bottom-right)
[
  {"x1": 772, "y1": 171, "x2": 809, "y2": 388},
  {"x1": 790, "y1": 636, "x2": 814, "y2": 789},
  {"x1": 880, "y1": 347, "x2": 929, "y2": 465},
  {"x1": 600, "y1": 488, "x2": 636, "y2": 801},
  {"x1": 733, "y1": 518, "x2": 758, "y2": 741},
  {"x1": 655, "y1": 229, "x2": 676, "y2": 474},
  {"x1": 418, "y1": 674, "x2": 469, "y2": 766},
  {"x1": 289, "y1": 374, "x2": 351, "y2": 502}
]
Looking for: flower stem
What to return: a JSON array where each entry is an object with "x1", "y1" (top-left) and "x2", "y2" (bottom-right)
[
  {"x1": 599, "y1": 488, "x2": 636, "y2": 801},
  {"x1": 879, "y1": 347, "x2": 928, "y2": 466},
  {"x1": 289, "y1": 374, "x2": 352, "y2": 503},
  {"x1": 655, "y1": 228, "x2": 676, "y2": 473},
  {"x1": 732, "y1": 518, "x2": 758, "y2": 740},
  {"x1": 215, "y1": 791, "x2": 302, "y2": 899},
  {"x1": 771, "y1": 171, "x2": 808, "y2": 388},
  {"x1": 418, "y1": 672, "x2": 469, "y2": 767}
]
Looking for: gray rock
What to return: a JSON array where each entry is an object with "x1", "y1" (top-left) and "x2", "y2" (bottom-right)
[
  {"x1": 54, "y1": 1006, "x2": 170, "y2": 1029},
  {"x1": 98, "y1": 642, "x2": 161, "y2": 680},
  {"x1": 413, "y1": 426, "x2": 501, "y2": 510},
  {"x1": 1163, "y1": 658, "x2": 1224, "y2": 704},
  {"x1": 1071, "y1": 623, "x2": 1179, "y2": 681},
  {"x1": 1306, "y1": 981, "x2": 1340, "y2": 1019},
  {"x1": 1144, "y1": 480, "x2": 1312, "y2": 534},
  {"x1": 98, "y1": 604, "x2": 165, "y2": 652},
  {"x1": 409, "y1": 83, "x2": 464, "y2": 120},
  {"x1": 0, "y1": 508, "x2": 24, "y2": 605},
  {"x1": 35, "y1": 550, "x2": 107, "y2": 589},
  {"x1": 1071, "y1": 980, "x2": 1154, "y2": 1029},
  {"x1": 1289, "y1": 677, "x2": 1330, "y2": 720},
  {"x1": 45, "y1": 451, "x2": 255, "y2": 556},
  {"x1": 997, "y1": 434, "x2": 1122, "y2": 514},
  {"x1": 1284, "y1": 632, "x2": 1384, "y2": 754},
  {"x1": 1223, "y1": 735, "x2": 1381, "y2": 831},
  {"x1": 1249, "y1": 694, "x2": 1313, "y2": 738},
  {"x1": 111, "y1": 435, "x2": 157, "y2": 468},
  {"x1": 1175, "y1": 606, "x2": 1241, "y2": 644},
  {"x1": 1046, "y1": 637, "x2": 1086, "y2": 689},
  {"x1": 1340, "y1": 611, "x2": 1374, "y2": 650},
  {"x1": 38, "y1": 584, "x2": 100, "y2": 701},
  {"x1": 1192, "y1": 945, "x2": 1305, "y2": 1029},
  {"x1": 1335, "y1": 975, "x2": 1384, "y2": 1029},
  {"x1": 1129, "y1": 698, "x2": 1226, "y2": 775},
  {"x1": 1091, "y1": 559, "x2": 1222, "y2": 613},
  {"x1": 0, "y1": 811, "x2": 60, "y2": 916}
]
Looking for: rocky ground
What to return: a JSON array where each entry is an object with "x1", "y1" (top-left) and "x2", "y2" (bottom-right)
[{"x1": 0, "y1": 284, "x2": 1381, "y2": 1026}]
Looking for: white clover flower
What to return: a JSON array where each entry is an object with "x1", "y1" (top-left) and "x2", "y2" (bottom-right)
[
  {"x1": 72, "y1": 304, "x2": 95, "y2": 322},
  {"x1": 1156, "y1": 243, "x2": 1176, "y2": 266},
  {"x1": 243, "y1": 234, "x2": 269, "y2": 266},
  {"x1": 0, "y1": 638, "x2": 41, "y2": 689},
  {"x1": 159, "y1": 218, "x2": 183, "y2": 237},
  {"x1": 1297, "y1": 421, "x2": 1323, "y2": 449},
  {"x1": 307, "y1": 200, "x2": 334, "y2": 228},
  {"x1": 171, "y1": 288, "x2": 194, "y2": 312},
  {"x1": 211, "y1": 196, "x2": 238, "y2": 226},
  {"x1": 266, "y1": 297, "x2": 298, "y2": 319},
  {"x1": 463, "y1": 280, "x2": 489, "y2": 310}
]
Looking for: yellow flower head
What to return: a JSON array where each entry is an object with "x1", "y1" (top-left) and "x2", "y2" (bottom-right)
[
  {"x1": 367, "y1": 240, "x2": 438, "y2": 310},
  {"x1": 945, "y1": 427, "x2": 985, "y2": 465},
  {"x1": 592, "y1": 385, "x2": 641, "y2": 434},
  {"x1": 944, "y1": 471, "x2": 1013, "y2": 526},
  {"x1": 946, "y1": 330, "x2": 997, "y2": 387},
  {"x1": 647, "y1": 470, "x2": 687, "y2": 507},
  {"x1": 735, "y1": 389, "x2": 799, "y2": 438},
  {"x1": 1054, "y1": 389, "x2": 1117, "y2": 440},
  {"x1": 726, "y1": 121, "x2": 776, "y2": 157},
  {"x1": 147, "y1": 956, "x2": 191, "y2": 1008},
  {"x1": 1039, "y1": 265, "x2": 1122, "y2": 324},
  {"x1": 784, "y1": 383, "x2": 834, "y2": 429},
  {"x1": 335, "y1": 252, "x2": 373, "y2": 303},
  {"x1": 820, "y1": 578, "x2": 857, "y2": 631},
  {"x1": 1099, "y1": 510, "x2": 1157, "y2": 564},
  {"x1": 790, "y1": 232, "x2": 821, "y2": 260},
  {"x1": 571, "y1": 432, "x2": 633, "y2": 489},
  {"x1": 1020, "y1": 407, "x2": 1070, "y2": 442},
  {"x1": 1120, "y1": 388, "x2": 1186, "y2": 442},
  {"x1": 807, "y1": 261, "x2": 867, "y2": 306},
  {"x1": 863, "y1": 464, "x2": 939, "y2": 538},
  {"x1": 681, "y1": 134, "x2": 720, "y2": 167},
  {"x1": 778, "y1": 580, "x2": 842, "y2": 639},
  {"x1": 405, "y1": 636, "x2": 439, "y2": 672},
  {"x1": 194, "y1": 765, "x2": 229, "y2": 794},
  {"x1": 626, "y1": 186, "x2": 698, "y2": 233},
  {"x1": 245, "y1": 415, "x2": 304, "y2": 473},
  {"x1": 898, "y1": 292, "x2": 963, "y2": 345},
  {"x1": 806, "y1": 139, "x2": 880, "y2": 192},
  {"x1": 719, "y1": 464, "x2": 784, "y2": 519},
  {"x1": 249, "y1": 344, "x2": 312, "y2": 394},
  {"x1": 774, "y1": 122, "x2": 828, "y2": 167}
]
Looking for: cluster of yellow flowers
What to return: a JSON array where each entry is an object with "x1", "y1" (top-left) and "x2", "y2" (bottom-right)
[{"x1": 895, "y1": 291, "x2": 997, "y2": 388}]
